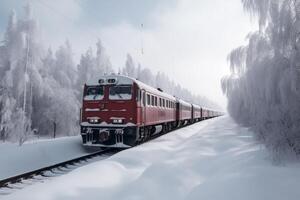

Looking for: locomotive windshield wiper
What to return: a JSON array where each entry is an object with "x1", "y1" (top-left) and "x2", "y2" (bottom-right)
[{"x1": 93, "y1": 94, "x2": 98, "y2": 100}]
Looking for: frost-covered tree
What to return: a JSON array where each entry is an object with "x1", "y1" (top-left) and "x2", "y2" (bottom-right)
[
  {"x1": 0, "y1": 5, "x2": 81, "y2": 143},
  {"x1": 0, "y1": 4, "x2": 42, "y2": 144},
  {"x1": 222, "y1": 0, "x2": 300, "y2": 159},
  {"x1": 52, "y1": 41, "x2": 77, "y2": 89},
  {"x1": 76, "y1": 48, "x2": 94, "y2": 93},
  {"x1": 95, "y1": 39, "x2": 113, "y2": 75},
  {"x1": 122, "y1": 54, "x2": 137, "y2": 78},
  {"x1": 0, "y1": 88, "x2": 15, "y2": 142}
]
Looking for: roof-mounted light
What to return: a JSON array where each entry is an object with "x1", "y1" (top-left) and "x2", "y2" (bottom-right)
[
  {"x1": 98, "y1": 79, "x2": 105, "y2": 84},
  {"x1": 107, "y1": 78, "x2": 117, "y2": 84}
]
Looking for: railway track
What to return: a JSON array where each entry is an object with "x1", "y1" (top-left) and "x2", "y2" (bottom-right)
[{"x1": 0, "y1": 148, "x2": 121, "y2": 195}]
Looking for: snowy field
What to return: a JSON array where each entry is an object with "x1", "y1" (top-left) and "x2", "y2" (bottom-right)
[
  {"x1": 0, "y1": 136, "x2": 92, "y2": 180},
  {"x1": 2, "y1": 116, "x2": 300, "y2": 200}
]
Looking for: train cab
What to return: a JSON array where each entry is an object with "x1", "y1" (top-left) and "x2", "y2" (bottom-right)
[{"x1": 80, "y1": 75, "x2": 139, "y2": 148}]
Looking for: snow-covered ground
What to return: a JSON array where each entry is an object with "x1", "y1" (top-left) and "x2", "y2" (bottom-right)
[
  {"x1": 0, "y1": 136, "x2": 92, "y2": 180},
  {"x1": 2, "y1": 116, "x2": 300, "y2": 200}
]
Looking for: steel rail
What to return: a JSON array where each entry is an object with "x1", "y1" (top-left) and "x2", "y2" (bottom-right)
[{"x1": 0, "y1": 148, "x2": 120, "y2": 189}]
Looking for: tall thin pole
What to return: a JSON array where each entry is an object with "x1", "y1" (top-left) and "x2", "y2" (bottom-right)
[{"x1": 140, "y1": 23, "x2": 144, "y2": 56}]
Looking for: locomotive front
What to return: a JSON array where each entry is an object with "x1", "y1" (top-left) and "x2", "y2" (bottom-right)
[{"x1": 80, "y1": 75, "x2": 138, "y2": 148}]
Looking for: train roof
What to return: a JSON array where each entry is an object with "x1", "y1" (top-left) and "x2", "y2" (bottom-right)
[
  {"x1": 85, "y1": 74, "x2": 176, "y2": 101},
  {"x1": 177, "y1": 99, "x2": 192, "y2": 107},
  {"x1": 85, "y1": 74, "x2": 221, "y2": 112},
  {"x1": 135, "y1": 79, "x2": 176, "y2": 100},
  {"x1": 192, "y1": 104, "x2": 201, "y2": 109}
]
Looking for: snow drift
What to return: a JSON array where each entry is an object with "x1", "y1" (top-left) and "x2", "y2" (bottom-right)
[{"x1": 3, "y1": 116, "x2": 300, "y2": 200}]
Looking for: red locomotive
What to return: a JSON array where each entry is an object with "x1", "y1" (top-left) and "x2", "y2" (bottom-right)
[{"x1": 80, "y1": 74, "x2": 221, "y2": 148}]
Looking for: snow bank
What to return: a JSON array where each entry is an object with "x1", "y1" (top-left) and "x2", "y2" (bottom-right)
[
  {"x1": 3, "y1": 116, "x2": 300, "y2": 200},
  {"x1": 0, "y1": 136, "x2": 91, "y2": 180}
]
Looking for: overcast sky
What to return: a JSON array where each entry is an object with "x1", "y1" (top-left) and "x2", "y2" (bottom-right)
[{"x1": 0, "y1": 0, "x2": 257, "y2": 108}]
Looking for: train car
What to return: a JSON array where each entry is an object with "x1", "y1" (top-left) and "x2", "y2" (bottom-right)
[
  {"x1": 176, "y1": 99, "x2": 192, "y2": 126},
  {"x1": 201, "y1": 107, "x2": 209, "y2": 119},
  {"x1": 192, "y1": 104, "x2": 201, "y2": 122},
  {"x1": 80, "y1": 74, "x2": 176, "y2": 148}
]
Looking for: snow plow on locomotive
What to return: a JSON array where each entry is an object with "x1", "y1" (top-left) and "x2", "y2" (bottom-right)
[{"x1": 80, "y1": 74, "x2": 222, "y2": 148}]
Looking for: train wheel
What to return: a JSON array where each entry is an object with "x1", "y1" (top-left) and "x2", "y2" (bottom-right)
[
  {"x1": 168, "y1": 123, "x2": 172, "y2": 132},
  {"x1": 162, "y1": 124, "x2": 167, "y2": 134}
]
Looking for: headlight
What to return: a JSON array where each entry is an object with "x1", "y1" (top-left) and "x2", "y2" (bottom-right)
[
  {"x1": 88, "y1": 118, "x2": 100, "y2": 124},
  {"x1": 112, "y1": 119, "x2": 123, "y2": 124}
]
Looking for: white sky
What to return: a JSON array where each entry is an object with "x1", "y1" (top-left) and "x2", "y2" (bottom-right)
[{"x1": 0, "y1": 0, "x2": 257, "y2": 108}]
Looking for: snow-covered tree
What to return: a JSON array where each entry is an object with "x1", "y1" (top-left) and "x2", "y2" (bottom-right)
[
  {"x1": 222, "y1": 0, "x2": 300, "y2": 159},
  {"x1": 95, "y1": 39, "x2": 113, "y2": 75},
  {"x1": 122, "y1": 54, "x2": 137, "y2": 78},
  {"x1": 0, "y1": 5, "x2": 81, "y2": 143},
  {"x1": 52, "y1": 41, "x2": 77, "y2": 89},
  {"x1": 0, "y1": 4, "x2": 42, "y2": 144}
]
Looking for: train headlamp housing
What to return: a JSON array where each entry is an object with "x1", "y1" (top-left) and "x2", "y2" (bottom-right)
[
  {"x1": 88, "y1": 118, "x2": 100, "y2": 124},
  {"x1": 107, "y1": 78, "x2": 116, "y2": 84},
  {"x1": 112, "y1": 119, "x2": 123, "y2": 124},
  {"x1": 98, "y1": 79, "x2": 105, "y2": 84}
]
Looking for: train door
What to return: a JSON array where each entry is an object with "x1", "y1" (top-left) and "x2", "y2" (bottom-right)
[
  {"x1": 141, "y1": 90, "x2": 146, "y2": 125},
  {"x1": 191, "y1": 105, "x2": 194, "y2": 121},
  {"x1": 200, "y1": 108, "x2": 203, "y2": 120}
]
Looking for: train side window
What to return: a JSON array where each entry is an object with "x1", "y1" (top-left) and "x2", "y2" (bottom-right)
[
  {"x1": 139, "y1": 90, "x2": 142, "y2": 101},
  {"x1": 159, "y1": 98, "x2": 162, "y2": 107},
  {"x1": 166, "y1": 100, "x2": 169, "y2": 108},
  {"x1": 155, "y1": 97, "x2": 158, "y2": 106},
  {"x1": 147, "y1": 94, "x2": 150, "y2": 106},
  {"x1": 136, "y1": 89, "x2": 140, "y2": 101},
  {"x1": 142, "y1": 91, "x2": 146, "y2": 106},
  {"x1": 151, "y1": 96, "x2": 154, "y2": 106},
  {"x1": 163, "y1": 99, "x2": 165, "y2": 107}
]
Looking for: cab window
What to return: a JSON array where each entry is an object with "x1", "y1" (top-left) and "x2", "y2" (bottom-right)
[
  {"x1": 109, "y1": 85, "x2": 132, "y2": 100},
  {"x1": 84, "y1": 86, "x2": 104, "y2": 100}
]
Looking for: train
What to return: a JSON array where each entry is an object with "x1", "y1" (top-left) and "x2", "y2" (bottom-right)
[{"x1": 80, "y1": 74, "x2": 222, "y2": 148}]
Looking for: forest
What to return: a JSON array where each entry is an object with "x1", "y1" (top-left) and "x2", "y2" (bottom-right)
[{"x1": 0, "y1": 5, "x2": 218, "y2": 145}]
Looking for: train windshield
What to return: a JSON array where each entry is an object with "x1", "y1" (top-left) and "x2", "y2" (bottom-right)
[
  {"x1": 109, "y1": 85, "x2": 132, "y2": 100},
  {"x1": 84, "y1": 86, "x2": 104, "y2": 100}
]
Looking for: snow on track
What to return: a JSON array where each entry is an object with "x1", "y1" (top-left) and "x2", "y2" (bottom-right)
[
  {"x1": 2, "y1": 116, "x2": 300, "y2": 200},
  {"x1": 0, "y1": 136, "x2": 92, "y2": 180}
]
